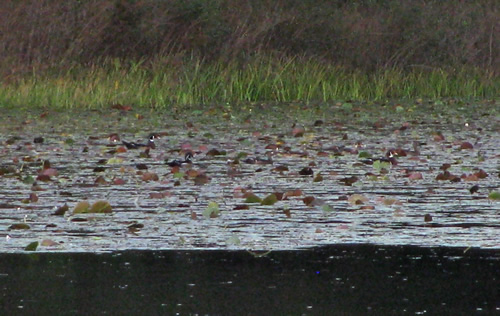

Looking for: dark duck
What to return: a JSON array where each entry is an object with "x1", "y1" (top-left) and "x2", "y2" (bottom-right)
[
  {"x1": 166, "y1": 152, "x2": 193, "y2": 167},
  {"x1": 122, "y1": 135, "x2": 157, "y2": 150}
]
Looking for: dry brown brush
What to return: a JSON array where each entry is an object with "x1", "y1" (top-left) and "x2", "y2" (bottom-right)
[{"x1": 0, "y1": 0, "x2": 498, "y2": 77}]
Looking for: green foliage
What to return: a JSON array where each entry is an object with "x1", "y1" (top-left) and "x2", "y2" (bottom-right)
[
  {"x1": 0, "y1": 56, "x2": 497, "y2": 109},
  {"x1": 261, "y1": 194, "x2": 278, "y2": 206},
  {"x1": 489, "y1": 191, "x2": 500, "y2": 201},
  {"x1": 244, "y1": 193, "x2": 262, "y2": 204},
  {"x1": 373, "y1": 160, "x2": 391, "y2": 172},
  {"x1": 25, "y1": 241, "x2": 39, "y2": 251},
  {"x1": 203, "y1": 201, "x2": 220, "y2": 218}
]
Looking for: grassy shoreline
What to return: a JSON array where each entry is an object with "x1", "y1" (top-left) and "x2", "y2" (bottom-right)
[{"x1": 1, "y1": 56, "x2": 498, "y2": 109}]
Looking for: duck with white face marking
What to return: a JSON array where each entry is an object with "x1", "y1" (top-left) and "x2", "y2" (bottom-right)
[
  {"x1": 122, "y1": 135, "x2": 157, "y2": 150},
  {"x1": 166, "y1": 152, "x2": 193, "y2": 167}
]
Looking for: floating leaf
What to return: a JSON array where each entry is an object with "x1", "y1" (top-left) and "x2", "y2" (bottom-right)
[
  {"x1": 358, "y1": 151, "x2": 371, "y2": 158},
  {"x1": 283, "y1": 207, "x2": 291, "y2": 218},
  {"x1": 173, "y1": 172, "x2": 185, "y2": 179},
  {"x1": 340, "y1": 176, "x2": 358, "y2": 186},
  {"x1": 41, "y1": 239, "x2": 59, "y2": 247},
  {"x1": 226, "y1": 235, "x2": 241, "y2": 246},
  {"x1": 36, "y1": 174, "x2": 51, "y2": 182},
  {"x1": 194, "y1": 174, "x2": 210, "y2": 185},
  {"x1": 382, "y1": 198, "x2": 400, "y2": 206},
  {"x1": 303, "y1": 196, "x2": 315, "y2": 206},
  {"x1": 488, "y1": 191, "x2": 500, "y2": 201},
  {"x1": 89, "y1": 200, "x2": 112, "y2": 213},
  {"x1": 373, "y1": 160, "x2": 390, "y2": 171},
  {"x1": 408, "y1": 172, "x2": 423, "y2": 180},
  {"x1": 25, "y1": 241, "x2": 39, "y2": 251},
  {"x1": 234, "y1": 205, "x2": 249, "y2": 210},
  {"x1": 424, "y1": 214, "x2": 433, "y2": 222},
  {"x1": 348, "y1": 194, "x2": 369, "y2": 205},
  {"x1": 460, "y1": 142, "x2": 473, "y2": 150},
  {"x1": 322, "y1": 204, "x2": 334, "y2": 213},
  {"x1": 94, "y1": 175, "x2": 108, "y2": 185},
  {"x1": 474, "y1": 169, "x2": 488, "y2": 179},
  {"x1": 203, "y1": 201, "x2": 220, "y2": 218},
  {"x1": 440, "y1": 163, "x2": 452, "y2": 171},
  {"x1": 113, "y1": 178, "x2": 126, "y2": 185},
  {"x1": 206, "y1": 148, "x2": 226, "y2": 156},
  {"x1": 244, "y1": 193, "x2": 262, "y2": 203},
  {"x1": 9, "y1": 223, "x2": 30, "y2": 230},
  {"x1": 149, "y1": 191, "x2": 170, "y2": 199},
  {"x1": 22, "y1": 175, "x2": 35, "y2": 185},
  {"x1": 73, "y1": 201, "x2": 90, "y2": 214},
  {"x1": 283, "y1": 189, "x2": 303, "y2": 199},
  {"x1": 141, "y1": 172, "x2": 159, "y2": 181},
  {"x1": 54, "y1": 203, "x2": 69, "y2": 216},
  {"x1": 107, "y1": 157, "x2": 123, "y2": 164},
  {"x1": 292, "y1": 127, "x2": 305, "y2": 137},
  {"x1": 313, "y1": 173, "x2": 323, "y2": 182},
  {"x1": 273, "y1": 165, "x2": 289, "y2": 172},
  {"x1": 261, "y1": 194, "x2": 278, "y2": 206}
]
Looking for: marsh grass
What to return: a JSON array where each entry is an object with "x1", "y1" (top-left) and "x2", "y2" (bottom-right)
[{"x1": 1, "y1": 56, "x2": 497, "y2": 109}]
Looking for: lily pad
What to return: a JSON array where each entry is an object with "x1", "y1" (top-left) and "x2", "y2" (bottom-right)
[
  {"x1": 9, "y1": 223, "x2": 30, "y2": 230},
  {"x1": 73, "y1": 200, "x2": 112, "y2": 214},
  {"x1": 73, "y1": 201, "x2": 90, "y2": 214},
  {"x1": 261, "y1": 194, "x2": 278, "y2": 206},
  {"x1": 244, "y1": 194, "x2": 262, "y2": 203},
  {"x1": 25, "y1": 241, "x2": 39, "y2": 251},
  {"x1": 488, "y1": 191, "x2": 500, "y2": 201},
  {"x1": 203, "y1": 201, "x2": 220, "y2": 218},
  {"x1": 89, "y1": 201, "x2": 112, "y2": 213}
]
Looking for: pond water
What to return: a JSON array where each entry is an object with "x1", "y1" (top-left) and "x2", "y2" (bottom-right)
[
  {"x1": 1, "y1": 245, "x2": 499, "y2": 315},
  {"x1": 0, "y1": 104, "x2": 499, "y2": 252}
]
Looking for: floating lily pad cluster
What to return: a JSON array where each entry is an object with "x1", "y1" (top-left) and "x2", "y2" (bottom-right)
[{"x1": 0, "y1": 104, "x2": 499, "y2": 251}]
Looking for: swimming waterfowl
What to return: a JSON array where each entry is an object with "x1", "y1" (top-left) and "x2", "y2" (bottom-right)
[
  {"x1": 166, "y1": 152, "x2": 193, "y2": 167},
  {"x1": 360, "y1": 151, "x2": 398, "y2": 165},
  {"x1": 122, "y1": 135, "x2": 156, "y2": 150}
]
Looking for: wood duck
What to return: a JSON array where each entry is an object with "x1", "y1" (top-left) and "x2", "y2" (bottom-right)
[
  {"x1": 361, "y1": 151, "x2": 398, "y2": 165},
  {"x1": 122, "y1": 135, "x2": 156, "y2": 150},
  {"x1": 166, "y1": 152, "x2": 193, "y2": 167}
]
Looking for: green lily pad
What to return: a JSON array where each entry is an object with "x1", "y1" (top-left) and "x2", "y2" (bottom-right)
[
  {"x1": 489, "y1": 191, "x2": 500, "y2": 201},
  {"x1": 358, "y1": 151, "x2": 371, "y2": 158},
  {"x1": 226, "y1": 235, "x2": 241, "y2": 246},
  {"x1": 107, "y1": 157, "x2": 123, "y2": 164},
  {"x1": 245, "y1": 194, "x2": 262, "y2": 203},
  {"x1": 203, "y1": 201, "x2": 220, "y2": 218},
  {"x1": 73, "y1": 200, "x2": 112, "y2": 214},
  {"x1": 89, "y1": 200, "x2": 112, "y2": 213},
  {"x1": 373, "y1": 160, "x2": 390, "y2": 171},
  {"x1": 261, "y1": 194, "x2": 278, "y2": 206},
  {"x1": 173, "y1": 172, "x2": 185, "y2": 179},
  {"x1": 25, "y1": 241, "x2": 39, "y2": 251},
  {"x1": 73, "y1": 201, "x2": 90, "y2": 214},
  {"x1": 9, "y1": 223, "x2": 30, "y2": 230},
  {"x1": 322, "y1": 204, "x2": 334, "y2": 213},
  {"x1": 22, "y1": 175, "x2": 35, "y2": 185}
]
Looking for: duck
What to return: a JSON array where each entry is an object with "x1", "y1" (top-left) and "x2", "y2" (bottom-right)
[
  {"x1": 122, "y1": 135, "x2": 156, "y2": 150},
  {"x1": 360, "y1": 151, "x2": 398, "y2": 165},
  {"x1": 166, "y1": 152, "x2": 193, "y2": 167}
]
